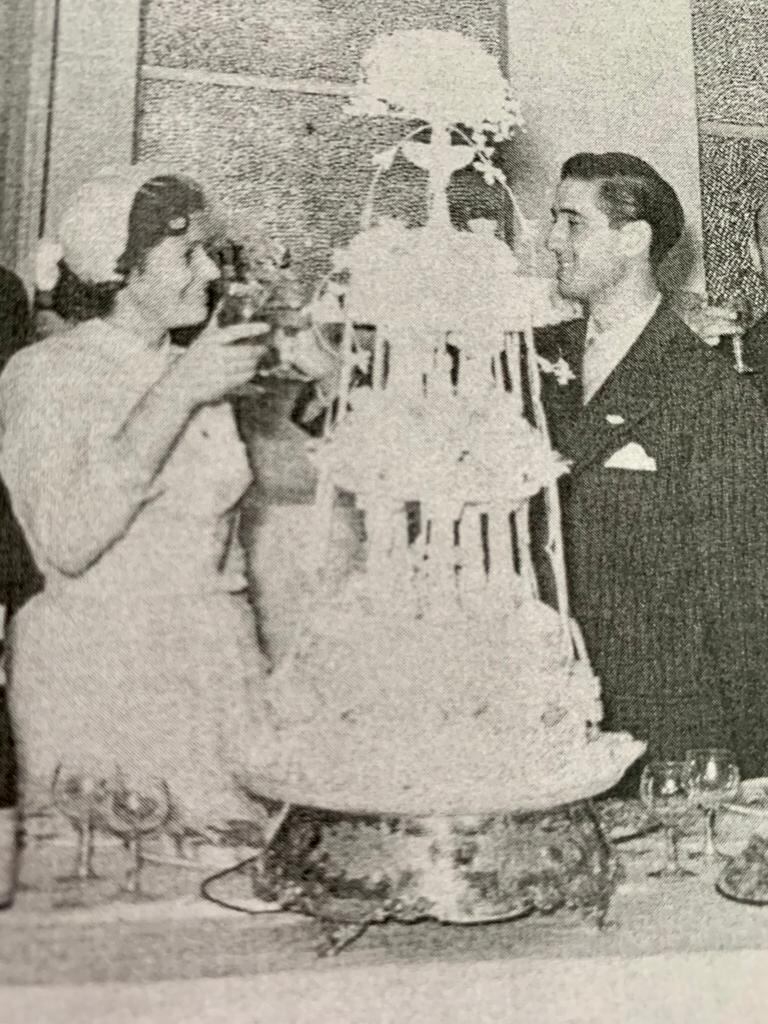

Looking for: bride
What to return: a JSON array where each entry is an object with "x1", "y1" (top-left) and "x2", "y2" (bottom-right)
[{"x1": 0, "y1": 166, "x2": 276, "y2": 834}]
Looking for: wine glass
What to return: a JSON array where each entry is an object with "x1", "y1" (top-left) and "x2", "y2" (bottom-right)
[
  {"x1": 102, "y1": 773, "x2": 171, "y2": 901},
  {"x1": 685, "y1": 747, "x2": 740, "y2": 861},
  {"x1": 639, "y1": 760, "x2": 696, "y2": 879},
  {"x1": 50, "y1": 763, "x2": 110, "y2": 883}
]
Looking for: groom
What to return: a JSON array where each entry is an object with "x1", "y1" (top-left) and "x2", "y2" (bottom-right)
[{"x1": 534, "y1": 152, "x2": 768, "y2": 783}]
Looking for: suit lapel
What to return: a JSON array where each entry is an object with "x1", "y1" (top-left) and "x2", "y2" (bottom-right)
[
  {"x1": 539, "y1": 318, "x2": 587, "y2": 452},
  {"x1": 564, "y1": 302, "x2": 680, "y2": 475}
]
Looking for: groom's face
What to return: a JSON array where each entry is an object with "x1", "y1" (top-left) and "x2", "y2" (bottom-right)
[{"x1": 547, "y1": 177, "x2": 627, "y2": 305}]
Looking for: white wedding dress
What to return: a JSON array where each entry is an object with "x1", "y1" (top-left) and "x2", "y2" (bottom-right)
[{"x1": 0, "y1": 320, "x2": 264, "y2": 830}]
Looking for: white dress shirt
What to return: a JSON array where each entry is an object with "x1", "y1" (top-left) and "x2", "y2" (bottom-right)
[{"x1": 582, "y1": 294, "x2": 662, "y2": 405}]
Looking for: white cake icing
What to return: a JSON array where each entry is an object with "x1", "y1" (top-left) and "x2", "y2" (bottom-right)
[
  {"x1": 319, "y1": 388, "x2": 570, "y2": 514},
  {"x1": 250, "y1": 578, "x2": 614, "y2": 811},
  {"x1": 246, "y1": 31, "x2": 645, "y2": 816},
  {"x1": 342, "y1": 220, "x2": 575, "y2": 334}
]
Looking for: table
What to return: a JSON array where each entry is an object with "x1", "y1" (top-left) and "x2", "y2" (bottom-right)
[
  {"x1": 3, "y1": 813, "x2": 768, "y2": 1021},
  {"x1": 4, "y1": 950, "x2": 768, "y2": 1024}
]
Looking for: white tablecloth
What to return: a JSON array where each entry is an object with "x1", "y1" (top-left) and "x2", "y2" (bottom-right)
[{"x1": 2, "y1": 948, "x2": 767, "y2": 1024}]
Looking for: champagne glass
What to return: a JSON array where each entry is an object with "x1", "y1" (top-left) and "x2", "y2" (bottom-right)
[
  {"x1": 685, "y1": 747, "x2": 740, "y2": 861},
  {"x1": 102, "y1": 773, "x2": 171, "y2": 901},
  {"x1": 50, "y1": 763, "x2": 110, "y2": 883},
  {"x1": 639, "y1": 760, "x2": 696, "y2": 879}
]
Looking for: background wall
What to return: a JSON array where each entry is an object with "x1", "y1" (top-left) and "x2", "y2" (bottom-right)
[
  {"x1": 0, "y1": 1, "x2": 13, "y2": 219},
  {"x1": 44, "y1": 0, "x2": 141, "y2": 236},
  {"x1": 503, "y1": 0, "x2": 704, "y2": 293},
  {"x1": 0, "y1": 0, "x2": 57, "y2": 276},
  {"x1": 692, "y1": 0, "x2": 768, "y2": 313}
]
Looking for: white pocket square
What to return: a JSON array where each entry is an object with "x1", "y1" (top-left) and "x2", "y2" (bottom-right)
[{"x1": 603, "y1": 441, "x2": 657, "y2": 472}]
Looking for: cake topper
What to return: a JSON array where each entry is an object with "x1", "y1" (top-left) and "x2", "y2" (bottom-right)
[{"x1": 346, "y1": 29, "x2": 530, "y2": 239}]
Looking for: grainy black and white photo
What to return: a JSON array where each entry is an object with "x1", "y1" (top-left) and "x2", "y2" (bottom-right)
[{"x1": 1, "y1": 1, "x2": 768, "y2": 1020}]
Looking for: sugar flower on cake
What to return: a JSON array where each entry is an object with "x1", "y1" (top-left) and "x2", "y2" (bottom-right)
[
  {"x1": 537, "y1": 354, "x2": 577, "y2": 386},
  {"x1": 346, "y1": 29, "x2": 524, "y2": 141}
]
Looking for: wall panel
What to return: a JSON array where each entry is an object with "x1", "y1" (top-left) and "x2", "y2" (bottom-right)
[
  {"x1": 692, "y1": 0, "x2": 768, "y2": 127},
  {"x1": 142, "y1": 0, "x2": 502, "y2": 80},
  {"x1": 698, "y1": 133, "x2": 768, "y2": 308},
  {"x1": 692, "y1": 1, "x2": 768, "y2": 312}
]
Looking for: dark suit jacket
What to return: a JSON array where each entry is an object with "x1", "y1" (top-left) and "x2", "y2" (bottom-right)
[
  {"x1": 742, "y1": 313, "x2": 768, "y2": 406},
  {"x1": 534, "y1": 302, "x2": 768, "y2": 781}
]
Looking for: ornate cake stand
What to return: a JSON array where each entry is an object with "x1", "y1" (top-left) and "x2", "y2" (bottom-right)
[{"x1": 239, "y1": 798, "x2": 618, "y2": 955}]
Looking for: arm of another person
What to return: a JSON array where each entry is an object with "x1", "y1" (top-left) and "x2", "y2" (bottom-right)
[{"x1": 0, "y1": 320, "x2": 267, "y2": 577}]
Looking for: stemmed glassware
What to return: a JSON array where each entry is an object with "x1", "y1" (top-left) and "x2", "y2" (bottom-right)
[
  {"x1": 639, "y1": 760, "x2": 697, "y2": 879},
  {"x1": 50, "y1": 763, "x2": 110, "y2": 884},
  {"x1": 685, "y1": 747, "x2": 740, "y2": 861},
  {"x1": 101, "y1": 772, "x2": 171, "y2": 901}
]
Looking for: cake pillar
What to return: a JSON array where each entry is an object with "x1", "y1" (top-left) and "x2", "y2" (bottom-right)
[{"x1": 425, "y1": 126, "x2": 456, "y2": 228}]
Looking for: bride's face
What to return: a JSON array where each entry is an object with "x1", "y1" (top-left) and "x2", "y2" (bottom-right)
[{"x1": 126, "y1": 212, "x2": 220, "y2": 330}]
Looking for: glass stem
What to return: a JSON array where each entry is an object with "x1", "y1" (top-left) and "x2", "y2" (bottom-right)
[
  {"x1": 665, "y1": 824, "x2": 681, "y2": 872},
  {"x1": 75, "y1": 821, "x2": 90, "y2": 881},
  {"x1": 126, "y1": 832, "x2": 143, "y2": 896},
  {"x1": 704, "y1": 808, "x2": 718, "y2": 859}
]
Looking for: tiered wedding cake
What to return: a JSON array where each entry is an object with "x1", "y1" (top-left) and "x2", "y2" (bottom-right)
[{"x1": 248, "y1": 30, "x2": 644, "y2": 816}]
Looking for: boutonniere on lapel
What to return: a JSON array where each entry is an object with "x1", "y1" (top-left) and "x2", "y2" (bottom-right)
[{"x1": 536, "y1": 354, "x2": 576, "y2": 386}]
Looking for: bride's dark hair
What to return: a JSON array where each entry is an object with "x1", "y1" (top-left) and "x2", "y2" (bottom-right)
[{"x1": 51, "y1": 174, "x2": 207, "y2": 323}]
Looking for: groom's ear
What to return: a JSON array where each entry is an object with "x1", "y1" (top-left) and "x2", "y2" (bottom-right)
[{"x1": 617, "y1": 219, "x2": 652, "y2": 261}]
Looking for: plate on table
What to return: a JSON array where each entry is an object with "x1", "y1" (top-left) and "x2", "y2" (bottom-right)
[
  {"x1": 715, "y1": 833, "x2": 768, "y2": 906},
  {"x1": 715, "y1": 878, "x2": 768, "y2": 907},
  {"x1": 718, "y1": 778, "x2": 768, "y2": 851}
]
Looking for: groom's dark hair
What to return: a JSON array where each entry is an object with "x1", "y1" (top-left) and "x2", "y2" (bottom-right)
[{"x1": 561, "y1": 152, "x2": 684, "y2": 269}]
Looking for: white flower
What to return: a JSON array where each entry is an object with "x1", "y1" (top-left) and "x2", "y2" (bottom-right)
[
  {"x1": 345, "y1": 30, "x2": 524, "y2": 139},
  {"x1": 309, "y1": 288, "x2": 344, "y2": 325},
  {"x1": 552, "y1": 357, "x2": 576, "y2": 386},
  {"x1": 537, "y1": 354, "x2": 576, "y2": 386}
]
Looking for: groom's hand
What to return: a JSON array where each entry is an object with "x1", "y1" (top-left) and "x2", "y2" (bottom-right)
[{"x1": 674, "y1": 294, "x2": 744, "y2": 349}]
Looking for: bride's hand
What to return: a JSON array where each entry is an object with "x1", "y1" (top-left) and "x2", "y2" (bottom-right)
[{"x1": 171, "y1": 303, "x2": 270, "y2": 407}]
